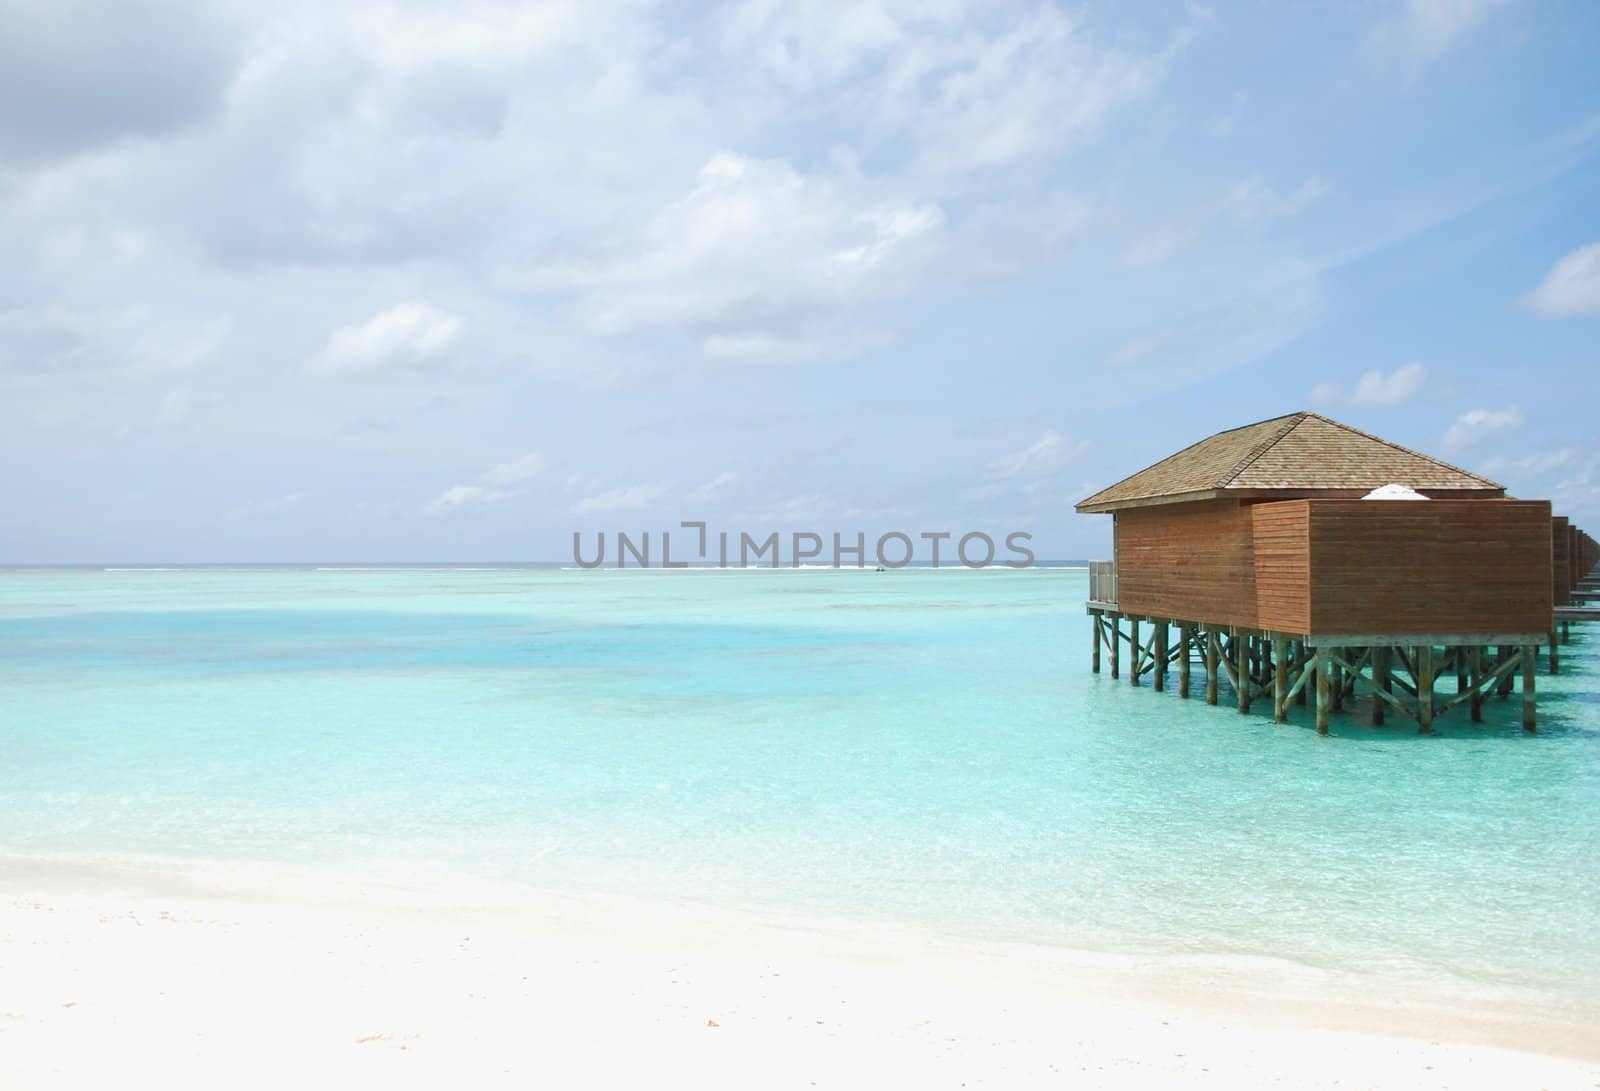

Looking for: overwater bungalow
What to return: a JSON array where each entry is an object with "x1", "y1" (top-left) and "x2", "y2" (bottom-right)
[{"x1": 1076, "y1": 411, "x2": 1558, "y2": 733}]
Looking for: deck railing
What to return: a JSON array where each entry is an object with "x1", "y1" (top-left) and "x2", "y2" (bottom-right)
[{"x1": 1089, "y1": 560, "x2": 1117, "y2": 605}]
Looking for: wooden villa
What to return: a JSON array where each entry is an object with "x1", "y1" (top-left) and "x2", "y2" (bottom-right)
[{"x1": 1077, "y1": 411, "x2": 1564, "y2": 733}]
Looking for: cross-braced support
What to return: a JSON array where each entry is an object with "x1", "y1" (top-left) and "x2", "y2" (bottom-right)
[{"x1": 1090, "y1": 604, "x2": 1546, "y2": 734}]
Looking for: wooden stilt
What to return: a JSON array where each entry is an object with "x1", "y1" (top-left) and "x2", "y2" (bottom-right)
[
  {"x1": 1455, "y1": 646, "x2": 1467, "y2": 693},
  {"x1": 1236, "y1": 632, "x2": 1250, "y2": 713},
  {"x1": 1295, "y1": 641, "x2": 1308, "y2": 706},
  {"x1": 1205, "y1": 630, "x2": 1219, "y2": 705},
  {"x1": 1496, "y1": 645, "x2": 1514, "y2": 698},
  {"x1": 1315, "y1": 647, "x2": 1330, "y2": 734},
  {"x1": 1418, "y1": 645, "x2": 1434, "y2": 734},
  {"x1": 1110, "y1": 615, "x2": 1120, "y2": 680},
  {"x1": 1091, "y1": 616, "x2": 1101, "y2": 674},
  {"x1": 1469, "y1": 645, "x2": 1484, "y2": 723},
  {"x1": 1521, "y1": 645, "x2": 1537, "y2": 733},
  {"x1": 1549, "y1": 631, "x2": 1559, "y2": 675},
  {"x1": 1272, "y1": 637, "x2": 1288, "y2": 723},
  {"x1": 1330, "y1": 649, "x2": 1344, "y2": 713},
  {"x1": 1153, "y1": 623, "x2": 1168, "y2": 693},
  {"x1": 1179, "y1": 626, "x2": 1192, "y2": 698},
  {"x1": 1130, "y1": 618, "x2": 1141, "y2": 687},
  {"x1": 1372, "y1": 646, "x2": 1389, "y2": 726}
]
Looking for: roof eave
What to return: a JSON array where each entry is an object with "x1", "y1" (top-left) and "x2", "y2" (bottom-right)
[
  {"x1": 1075, "y1": 488, "x2": 1230, "y2": 514},
  {"x1": 1075, "y1": 485, "x2": 1507, "y2": 514}
]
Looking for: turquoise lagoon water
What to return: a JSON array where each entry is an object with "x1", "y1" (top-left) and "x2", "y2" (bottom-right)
[{"x1": 2, "y1": 566, "x2": 1597, "y2": 1004}]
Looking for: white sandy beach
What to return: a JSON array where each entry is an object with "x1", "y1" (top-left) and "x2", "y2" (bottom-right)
[{"x1": 2, "y1": 854, "x2": 1596, "y2": 1090}]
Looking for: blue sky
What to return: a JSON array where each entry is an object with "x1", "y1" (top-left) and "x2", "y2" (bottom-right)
[{"x1": 2, "y1": 0, "x2": 1598, "y2": 562}]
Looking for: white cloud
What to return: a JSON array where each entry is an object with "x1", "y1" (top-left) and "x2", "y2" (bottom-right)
[
  {"x1": 224, "y1": 492, "x2": 306, "y2": 522},
  {"x1": 1549, "y1": 448, "x2": 1600, "y2": 522},
  {"x1": 531, "y1": 152, "x2": 945, "y2": 364},
  {"x1": 989, "y1": 431, "x2": 1086, "y2": 479},
  {"x1": 1442, "y1": 406, "x2": 1525, "y2": 451},
  {"x1": 718, "y1": 2, "x2": 1184, "y2": 177},
  {"x1": 901, "y1": 7, "x2": 1176, "y2": 177},
  {"x1": 1370, "y1": 0, "x2": 1509, "y2": 65},
  {"x1": 1310, "y1": 363, "x2": 1428, "y2": 407},
  {"x1": 1121, "y1": 175, "x2": 1329, "y2": 269},
  {"x1": 571, "y1": 482, "x2": 672, "y2": 514},
  {"x1": 1351, "y1": 361, "x2": 1428, "y2": 406},
  {"x1": 1097, "y1": 267, "x2": 1325, "y2": 391},
  {"x1": 732, "y1": 492, "x2": 833, "y2": 524},
  {"x1": 1523, "y1": 241, "x2": 1600, "y2": 317},
  {"x1": 1480, "y1": 447, "x2": 1578, "y2": 477},
  {"x1": 425, "y1": 451, "x2": 542, "y2": 515},
  {"x1": 1222, "y1": 176, "x2": 1334, "y2": 226},
  {"x1": 349, "y1": 2, "x2": 582, "y2": 72},
  {"x1": 701, "y1": 328, "x2": 892, "y2": 367},
  {"x1": 481, "y1": 453, "x2": 546, "y2": 487},
  {"x1": 311, "y1": 301, "x2": 462, "y2": 374},
  {"x1": 686, "y1": 471, "x2": 737, "y2": 504},
  {"x1": 425, "y1": 483, "x2": 511, "y2": 515}
]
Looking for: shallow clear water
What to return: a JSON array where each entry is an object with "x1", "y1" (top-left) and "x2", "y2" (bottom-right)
[{"x1": 2, "y1": 567, "x2": 1597, "y2": 1003}]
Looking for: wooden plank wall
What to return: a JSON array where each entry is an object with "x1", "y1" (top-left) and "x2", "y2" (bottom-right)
[
  {"x1": 1250, "y1": 501, "x2": 1310, "y2": 633},
  {"x1": 1114, "y1": 498, "x2": 1554, "y2": 636},
  {"x1": 1305, "y1": 500, "x2": 1553, "y2": 635},
  {"x1": 1552, "y1": 515, "x2": 1571, "y2": 607},
  {"x1": 1114, "y1": 500, "x2": 1262, "y2": 628},
  {"x1": 1570, "y1": 525, "x2": 1583, "y2": 595}
]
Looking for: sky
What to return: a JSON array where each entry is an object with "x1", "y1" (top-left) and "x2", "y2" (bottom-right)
[{"x1": 2, "y1": 0, "x2": 1599, "y2": 563}]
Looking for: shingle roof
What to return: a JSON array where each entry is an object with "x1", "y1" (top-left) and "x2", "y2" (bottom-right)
[{"x1": 1076, "y1": 412, "x2": 1503, "y2": 513}]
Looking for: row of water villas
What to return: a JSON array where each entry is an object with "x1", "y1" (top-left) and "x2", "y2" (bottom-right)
[{"x1": 1078, "y1": 412, "x2": 1599, "y2": 733}]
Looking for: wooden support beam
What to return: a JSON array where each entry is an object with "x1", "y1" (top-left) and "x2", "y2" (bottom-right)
[
  {"x1": 1315, "y1": 647, "x2": 1330, "y2": 735},
  {"x1": 1110, "y1": 614, "x2": 1120, "y2": 680},
  {"x1": 1496, "y1": 645, "x2": 1514, "y2": 698},
  {"x1": 1129, "y1": 619, "x2": 1141, "y2": 687},
  {"x1": 1331, "y1": 650, "x2": 1418, "y2": 722},
  {"x1": 1330, "y1": 648, "x2": 1344, "y2": 714},
  {"x1": 1417, "y1": 645, "x2": 1434, "y2": 734},
  {"x1": 1153, "y1": 623, "x2": 1168, "y2": 693},
  {"x1": 1372, "y1": 646, "x2": 1389, "y2": 726},
  {"x1": 1521, "y1": 644, "x2": 1537, "y2": 733},
  {"x1": 1091, "y1": 616, "x2": 1101, "y2": 674},
  {"x1": 1455, "y1": 646, "x2": 1467, "y2": 694},
  {"x1": 1439, "y1": 650, "x2": 1522, "y2": 715},
  {"x1": 1236, "y1": 632, "x2": 1250, "y2": 713},
  {"x1": 1469, "y1": 645, "x2": 1483, "y2": 722},
  {"x1": 1356, "y1": 670, "x2": 1419, "y2": 721},
  {"x1": 1272, "y1": 637, "x2": 1288, "y2": 723},
  {"x1": 1284, "y1": 651, "x2": 1316, "y2": 705},
  {"x1": 1294, "y1": 641, "x2": 1307, "y2": 706},
  {"x1": 1179, "y1": 626, "x2": 1192, "y2": 699},
  {"x1": 1135, "y1": 630, "x2": 1157, "y2": 678},
  {"x1": 1549, "y1": 631, "x2": 1559, "y2": 675},
  {"x1": 1205, "y1": 631, "x2": 1219, "y2": 705}
]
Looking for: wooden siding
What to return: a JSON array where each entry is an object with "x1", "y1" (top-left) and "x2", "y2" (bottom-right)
[
  {"x1": 1552, "y1": 516, "x2": 1570, "y2": 607},
  {"x1": 1251, "y1": 501, "x2": 1310, "y2": 633},
  {"x1": 1570, "y1": 525, "x2": 1583, "y2": 597},
  {"x1": 1112, "y1": 497, "x2": 1553, "y2": 636},
  {"x1": 1304, "y1": 500, "x2": 1552, "y2": 636},
  {"x1": 1114, "y1": 501, "x2": 1261, "y2": 628}
]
